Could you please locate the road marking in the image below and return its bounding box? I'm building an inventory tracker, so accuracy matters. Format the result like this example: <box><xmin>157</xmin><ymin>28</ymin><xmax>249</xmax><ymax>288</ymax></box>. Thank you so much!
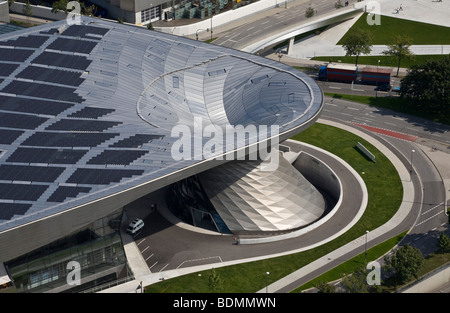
<box><xmin>329</xmin><ymin>86</ymin><xmax>341</xmax><ymax>89</ymax></box>
<box><xmin>141</xmin><ymin>246</ymin><xmax>149</xmax><ymax>253</ymax></box>
<box><xmin>177</xmin><ymin>256</ymin><xmax>223</xmax><ymax>269</ymax></box>
<box><xmin>137</xmin><ymin>238</ymin><xmax>146</xmax><ymax>246</ymax></box>
<box><xmin>416</xmin><ymin>211</ymin><xmax>444</xmax><ymax>226</ymax></box>
<box><xmin>149</xmin><ymin>261</ymin><xmax>158</xmax><ymax>269</ymax></box>
<box><xmin>325</xmin><ymin>102</ymin><xmax>337</xmax><ymax>106</ymax></box>
<box><xmin>160</xmin><ymin>263</ymin><xmax>169</xmax><ymax>272</ymax></box>
<box><xmin>145</xmin><ymin>254</ymin><xmax>154</xmax><ymax>261</ymax></box>
<box><xmin>346</xmin><ymin>107</ymin><xmax>359</xmax><ymax>110</ymax></box>
<box><xmin>421</xmin><ymin>202</ymin><xmax>444</xmax><ymax>216</ymax></box>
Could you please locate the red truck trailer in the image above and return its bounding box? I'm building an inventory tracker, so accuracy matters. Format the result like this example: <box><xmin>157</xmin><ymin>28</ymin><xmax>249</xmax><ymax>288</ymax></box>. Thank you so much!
<box><xmin>360</xmin><ymin>67</ymin><xmax>392</xmax><ymax>86</ymax></box>
<box><xmin>318</xmin><ymin>63</ymin><xmax>358</xmax><ymax>83</ymax></box>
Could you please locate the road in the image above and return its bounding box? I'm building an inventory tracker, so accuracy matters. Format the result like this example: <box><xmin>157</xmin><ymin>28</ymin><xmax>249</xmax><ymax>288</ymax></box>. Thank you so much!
<box><xmin>127</xmin><ymin>141</ymin><xmax>366</xmax><ymax>273</ymax></box>
<box><xmin>213</xmin><ymin>0</ymin><xmax>346</xmax><ymax>51</ymax></box>
<box><xmin>320</xmin><ymin>96</ymin><xmax>449</xmax><ymax>255</ymax></box>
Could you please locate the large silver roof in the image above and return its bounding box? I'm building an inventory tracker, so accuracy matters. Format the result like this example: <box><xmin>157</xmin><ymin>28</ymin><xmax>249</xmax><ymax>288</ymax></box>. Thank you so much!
<box><xmin>0</xmin><ymin>17</ymin><xmax>323</xmax><ymax>233</ymax></box>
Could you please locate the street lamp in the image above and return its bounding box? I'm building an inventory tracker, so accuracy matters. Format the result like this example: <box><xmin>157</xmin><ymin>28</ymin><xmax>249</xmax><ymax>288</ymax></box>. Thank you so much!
<box><xmin>364</xmin><ymin>230</ymin><xmax>369</xmax><ymax>266</ymax></box>
<box><xmin>377</xmin><ymin>59</ymin><xmax>380</xmax><ymax>70</ymax></box>
<box><xmin>265</xmin><ymin>272</ymin><xmax>270</xmax><ymax>293</ymax></box>
<box><xmin>196</xmin><ymin>28</ymin><xmax>209</xmax><ymax>40</ymax></box>
<box><xmin>410</xmin><ymin>149</ymin><xmax>415</xmax><ymax>173</ymax></box>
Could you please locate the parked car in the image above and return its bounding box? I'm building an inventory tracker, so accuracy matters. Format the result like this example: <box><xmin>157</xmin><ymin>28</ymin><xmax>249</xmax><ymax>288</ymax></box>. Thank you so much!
<box><xmin>374</xmin><ymin>84</ymin><xmax>391</xmax><ymax>91</ymax></box>
<box><xmin>392</xmin><ymin>86</ymin><xmax>401</xmax><ymax>93</ymax></box>
<box><xmin>127</xmin><ymin>218</ymin><xmax>144</xmax><ymax>235</ymax></box>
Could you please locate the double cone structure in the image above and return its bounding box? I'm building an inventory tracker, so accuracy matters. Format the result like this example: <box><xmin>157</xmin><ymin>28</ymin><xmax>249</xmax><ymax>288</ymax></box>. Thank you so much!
<box><xmin>198</xmin><ymin>155</ymin><xmax>326</xmax><ymax>233</ymax></box>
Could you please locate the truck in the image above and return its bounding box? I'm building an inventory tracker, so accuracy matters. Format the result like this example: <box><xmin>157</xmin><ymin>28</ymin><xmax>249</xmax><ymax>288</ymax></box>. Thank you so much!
<box><xmin>360</xmin><ymin>67</ymin><xmax>392</xmax><ymax>86</ymax></box>
<box><xmin>318</xmin><ymin>64</ymin><xmax>392</xmax><ymax>87</ymax></box>
<box><xmin>318</xmin><ymin>63</ymin><xmax>358</xmax><ymax>83</ymax></box>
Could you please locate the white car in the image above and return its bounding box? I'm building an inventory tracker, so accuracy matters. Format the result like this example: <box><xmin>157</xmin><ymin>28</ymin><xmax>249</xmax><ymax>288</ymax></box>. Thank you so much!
<box><xmin>126</xmin><ymin>218</ymin><xmax>144</xmax><ymax>235</ymax></box>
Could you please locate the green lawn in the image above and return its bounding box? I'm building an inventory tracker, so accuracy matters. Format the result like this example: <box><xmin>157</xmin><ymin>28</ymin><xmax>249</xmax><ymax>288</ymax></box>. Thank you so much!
<box><xmin>338</xmin><ymin>13</ymin><xmax>450</xmax><ymax>45</ymax></box>
<box><xmin>144</xmin><ymin>123</ymin><xmax>403</xmax><ymax>293</ymax></box>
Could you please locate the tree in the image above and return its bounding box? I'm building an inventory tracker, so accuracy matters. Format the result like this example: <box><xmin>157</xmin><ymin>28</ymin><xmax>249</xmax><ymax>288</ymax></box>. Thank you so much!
<box><xmin>437</xmin><ymin>232</ymin><xmax>450</xmax><ymax>253</ymax></box>
<box><xmin>400</xmin><ymin>55</ymin><xmax>450</xmax><ymax>113</ymax></box>
<box><xmin>313</xmin><ymin>280</ymin><xmax>335</xmax><ymax>293</ymax></box>
<box><xmin>23</xmin><ymin>0</ymin><xmax>32</xmax><ymax>23</ymax></box>
<box><xmin>208</xmin><ymin>268</ymin><xmax>223</xmax><ymax>293</ymax></box>
<box><xmin>147</xmin><ymin>22</ymin><xmax>154</xmax><ymax>30</ymax></box>
<box><xmin>305</xmin><ymin>6</ymin><xmax>314</xmax><ymax>18</ymax></box>
<box><xmin>382</xmin><ymin>35</ymin><xmax>413</xmax><ymax>76</ymax></box>
<box><xmin>383</xmin><ymin>244</ymin><xmax>423</xmax><ymax>287</ymax></box>
<box><xmin>341</xmin><ymin>266</ymin><xmax>370</xmax><ymax>293</ymax></box>
<box><xmin>341</xmin><ymin>27</ymin><xmax>373</xmax><ymax>66</ymax></box>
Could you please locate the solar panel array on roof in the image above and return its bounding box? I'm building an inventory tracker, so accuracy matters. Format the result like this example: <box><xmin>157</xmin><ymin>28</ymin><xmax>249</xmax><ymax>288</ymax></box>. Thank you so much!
<box><xmin>68</xmin><ymin>107</ymin><xmax>115</xmax><ymax>119</ymax></box>
<box><xmin>1</xmin><ymin>35</ymin><xmax>48</xmax><ymax>48</ymax></box>
<box><xmin>2</xmin><ymin>81</ymin><xmax>84</xmax><ymax>103</ymax></box>
<box><xmin>62</xmin><ymin>24</ymin><xmax>109</xmax><ymax>39</ymax></box>
<box><xmin>0</xmin><ymin>164</ymin><xmax>64</xmax><ymax>182</ymax></box>
<box><xmin>47</xmin><ymin>186</ymin><xmax>91</xmax><ymax>203</ymax></box>
<box><xmin>67</xmin><ymin>168</ymin><xmax>144</xmax><ymax>185</ymax></box>
<box><xmin>7</xmin><ymin>148</ymin><xmax>88</xmax><ymax>164</ymax></box>
<box><xmin>17</xmin><ymin>66</ymin><xmax>84</xmax><ymax>87</ymax></box>
<box><xmin>0</xmin><ymin>203</ymin><xmax>31</xmax><ymax>220</ymax></box>
<box><xmin>0</xmin><ymin>63</ymin><xmax>19</xmax><ymax>77</ymax></box>
<box><xmin>0</xmin><ymin>96</ymin><xmax>73</xmax><ymax>116</ymax></box>
<box><xmin>0</xmin><ymin>48</ymin><xmax>34</xmax><ymax>62</ymax></box>
<box><xmin>0</xmin><ymin>112</ymin><xmax>48</xmax><ymax>130</ymax></box>
<box><xmin>0</xmin><ymin>183</ymin><xmax>48</xmax><ymax>201</ymax></box>
<box><xmin>22</xmin><ymin>132</ymin><xmax>118</xmax><ymax>147</ymax></box>
<box><xmin>87</xmin><ymin>150</ymin><xmax>149</xmax><ymax>165</ymax></box>
<box><xmin>45</xmin><ymin>119</ymin><xmax>121</xmax><ymax>131</ymax></box>
<box><xmin>110</xmin><ymin>134</ymin><xmax>164</xmax><ymax>148</ymax></box>
<box><xmin>47</xmin><ymin>38</ymin><xmax>97</xmax><ymax>54</ymax></box>
<box><xmin>0</xmin><ymin>129</ymin><xmax>24</xmax><ymax>145</ymax></box>
<box><xmin>32</xmin><ymin>52</ymin><xmax>92</xmax><ymax>71</ymax></box>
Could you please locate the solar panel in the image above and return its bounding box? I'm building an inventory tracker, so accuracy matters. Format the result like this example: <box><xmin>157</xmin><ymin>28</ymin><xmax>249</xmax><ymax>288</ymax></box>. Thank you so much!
<box><xmin>17</xmin><ymin>66</ymin><xmax>84</xmax><ymax>87</ymax></box>
<box><xmin>66</xmin><ymin>168</ymin><xmax>144</xmax><ymax>185</ymax></box>
<box><xmin>0</xmin><ymin>164</ymin><xmax>64</xmax><ymax>182</ymax></box>
<box><xmin>47</xmin><ymin>186</ymin><xmax>91</xmax><ymax>202</ymax></box>
<box><xmin>0</xmin><ymin>203</ymin><xmax>31</xmax><ymax>220</ymax></box>
<box><xmin>110</xmin><ymin>134</ymin><xmax>164</xmax><ymax>148</ymax></box>
<box><xmin>22</xmin><ymin>132</ymin><xmax>119</xmax><ymax>147</ymax></box>
<box><xmin>32</xmin><ymin>52</ymin><xmax>92</xmax><ymax>70</ymax></box>
<box><xmin>0</xmin><ymin>63</ymin><xmax>19</xmax><ymax>77</ymax></box>
<box><xmin>0</xmin><ymin>95</ymin><xmax>73</xmax><ymax>116</ymax></box>
<box><xmin>2</xmin><ymin>81</ymin><xmax>84</xmax><ymax>103</ymax></box>
<box><xmin>0</xmin><ymin>129</ymin><xmax>24</xmax><ymax>144</ymax></box>
<box><xmin>87</xmin><ymin>150</ymin><xmax>149</xmax><ymax>165</ymax></box>
<box><xmin>0</xmin><ymin>183</ymin><xmax>48</xmax><ymax>201</ymax></box>
<box><xmin>0</xmin><ymin>112</ymin><xmax>48</xmax><ymax>130</ymax></box>
<box><xmin>46</xmin><ymin>119</ymin><xmax>121</xmax><ymax>131</ymax></box>
<box><xmin>62</xmin><ymin>24</ymin><xmax>109</xmax><ymax>39</ymax></box>
<box><xmin>0</xmin><ymin>48</ymin><xmax>34</xmax><ymax>62</ymax></box>
<box><xmin>6</xmin><ymin>147</ymin><xmax>88</xmax><ymax>164</ymax></box>
<box><xmin>1</xmin><ymin>35</ymin><xmax>48</xmax><ymax>48</ymax></box>
<box><xmin>68</xmin><ymin>107</ymin><xmax>115</xmax><ymax>119</ymax></box>
<box><xmin>47</xmin><ymin>38</ymin><xmax>97</xmax><ymax>54</ymax></box>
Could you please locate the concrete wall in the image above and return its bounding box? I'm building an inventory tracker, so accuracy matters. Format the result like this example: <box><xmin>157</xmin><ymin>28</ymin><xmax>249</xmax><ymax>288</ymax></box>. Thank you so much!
<box><xmin>10</xmin><ymin>2</ymin><xmax>67</xmax><ymax>21</ymax></box>
<box><xmin>0</xmin><ymin>1</ymin><xmax>9</xmax><ymax>23</ymax></box>
<box><xmin>294</xmin><ymin>152</ymin><xmax>341</xmax><ymax>203</ymax></box>
<box><xmin>154</xmin><ymin>0</ymin><xmax>284</xmax><ymax>36</ymax></box>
